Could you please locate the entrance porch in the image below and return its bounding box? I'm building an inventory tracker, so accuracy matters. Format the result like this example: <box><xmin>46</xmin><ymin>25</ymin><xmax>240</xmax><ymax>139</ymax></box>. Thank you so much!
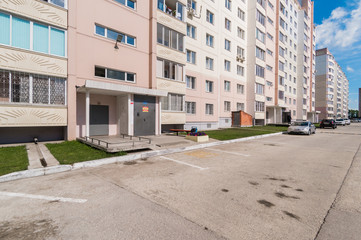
<box><xmin>266</xmin><ymin>106</ymin><xmax>291</xmax><ymax>124</ymax></box>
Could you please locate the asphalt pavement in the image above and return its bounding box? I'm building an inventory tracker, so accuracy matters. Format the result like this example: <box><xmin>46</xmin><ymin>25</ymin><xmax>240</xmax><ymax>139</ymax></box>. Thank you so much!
<box><xmin>0</xmin><ymin>124</ymin><xmax>360</xmax><ymax>240</ymax></box>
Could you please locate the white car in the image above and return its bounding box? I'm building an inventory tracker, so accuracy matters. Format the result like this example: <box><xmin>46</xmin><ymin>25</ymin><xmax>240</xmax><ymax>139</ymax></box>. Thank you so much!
<box><xmin>287</xmin><ymin>121</ymin><xmax>316</xmax><ymax>135</ymax></box>
<box><xmin>335</xmin><ymin>119</ymin><xmax>346</xmax><ymax>126</ymax></box>
<box><xmin>344</xmin><ymin>119</ymin><xmax>351</xmax><ymax>125</ymax></box>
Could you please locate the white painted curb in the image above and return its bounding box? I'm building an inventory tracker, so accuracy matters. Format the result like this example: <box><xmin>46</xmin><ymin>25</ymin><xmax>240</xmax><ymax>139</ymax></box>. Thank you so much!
<box><xmin>0</xmin><ymin>132</ymin><xmax>284</xmax><ymax>183</ymax></box>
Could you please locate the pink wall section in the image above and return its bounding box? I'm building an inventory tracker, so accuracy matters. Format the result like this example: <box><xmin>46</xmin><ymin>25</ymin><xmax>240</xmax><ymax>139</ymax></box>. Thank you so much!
<box><xmin>76</xmin><ymin>93</ymin><xmax>118</xmax><ymax>137</ymax></box>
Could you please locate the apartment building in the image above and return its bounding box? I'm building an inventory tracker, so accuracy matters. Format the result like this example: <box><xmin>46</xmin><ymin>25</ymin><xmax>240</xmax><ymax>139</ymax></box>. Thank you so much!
<box><xmin>315</xmin><ymin>48</ymin><xmax>349</xmax><ymax>119</ymax></box>
<box><xmin>0</xmin><ymin>0</ymin><xmax>68</xmax><ymax>144</ymax></box>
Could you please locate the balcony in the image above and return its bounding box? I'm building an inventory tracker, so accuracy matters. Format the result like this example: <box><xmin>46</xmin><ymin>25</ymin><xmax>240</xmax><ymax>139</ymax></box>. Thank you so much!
<box><xmin>158</xmin><ymin>0</ymin><xmax>185</xmax><ymax>22</ymax></box>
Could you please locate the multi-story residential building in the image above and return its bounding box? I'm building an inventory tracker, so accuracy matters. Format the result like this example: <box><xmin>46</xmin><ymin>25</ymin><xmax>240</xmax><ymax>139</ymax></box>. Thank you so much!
<box><xmin>182</xmin><ymin>0</ymin><xmax>248</xmax><ymax>130</ymax></box>
<box><xmin>68</xmin><ymin>0</ymin><xmax>168</xmax><ymax>139</ymax></box>
<box><xmin>0</xmin><ymin>0</ymin><xmax>68</xmax><ymax>144</ymax></box>
<box><xmin>315</xmin><ymin>48</ymin><xmax>349</xmax><ymax>119</ymax></box>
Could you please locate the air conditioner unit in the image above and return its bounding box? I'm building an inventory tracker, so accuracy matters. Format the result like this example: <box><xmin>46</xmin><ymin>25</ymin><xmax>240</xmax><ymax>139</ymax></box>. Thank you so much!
<box><xmin>236</xmin><ymin>55</ymin><xmax>245</xmax><ymax>62</ymax></box>
<box><xmin>187</xmin><ymin>8</ymin><xmax>195</xmax><ymax>17</ymax></box>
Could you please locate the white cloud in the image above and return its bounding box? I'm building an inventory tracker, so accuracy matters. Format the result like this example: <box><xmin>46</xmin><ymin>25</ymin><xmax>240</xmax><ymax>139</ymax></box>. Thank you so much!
<box><xmin>316</xmin><ymin>0</ymin><xmax>361</xmax><ymax>49</ymax></box>
<box><xmin>347</xmin><ymin>66</ymin><xmax>355</xmax><ymax>72</ymax></box>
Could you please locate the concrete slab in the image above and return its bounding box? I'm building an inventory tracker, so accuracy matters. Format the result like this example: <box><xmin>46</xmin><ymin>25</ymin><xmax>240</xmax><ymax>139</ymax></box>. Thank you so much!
<box><xmin>38</xmin><ymin>144</ymin><xmax>59</xmax><ymax>167</ymax></box>
<box><xmin>26</xmin><ymin>144</ymin><xmax>42</xmax><ymax>170</ymax></box>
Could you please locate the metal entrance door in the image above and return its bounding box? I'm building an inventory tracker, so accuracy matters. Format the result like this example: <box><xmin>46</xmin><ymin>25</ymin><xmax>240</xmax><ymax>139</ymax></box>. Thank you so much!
<box><xmin>90</xmin><ymin>105</ymin><xmax>109</xmax><ymax>136</ymax></box>
<box><xmin>134</xmin><ymin>95</ymin><xmax>156</xmax><ymax>136</ymax></box>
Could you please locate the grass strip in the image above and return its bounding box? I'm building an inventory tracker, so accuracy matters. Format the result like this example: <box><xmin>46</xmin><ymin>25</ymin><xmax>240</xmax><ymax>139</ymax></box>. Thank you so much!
<box><xmin>0</xmin><ymin>146</ymin><xmax>28</xmax><ymax>176</ymax></box>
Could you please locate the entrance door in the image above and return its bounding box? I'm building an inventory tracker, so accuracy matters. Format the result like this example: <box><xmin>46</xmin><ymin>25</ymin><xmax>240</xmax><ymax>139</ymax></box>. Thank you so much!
<box><xmin>90</xmin><ymin>105</ymin><xmax>109</xmax><ymax>136</ymax></box>
<box><xmin>134</xmin><ymin>95</ymin><xmax>155</xmax><ymax>136</ymax></box>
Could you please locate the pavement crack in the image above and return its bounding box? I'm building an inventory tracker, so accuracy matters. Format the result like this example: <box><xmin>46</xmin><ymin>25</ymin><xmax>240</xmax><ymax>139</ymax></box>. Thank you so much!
<box><xmin>313</xmin><ymin>142</ymin><xmax>361</xmax><ymax>240</ymax></box>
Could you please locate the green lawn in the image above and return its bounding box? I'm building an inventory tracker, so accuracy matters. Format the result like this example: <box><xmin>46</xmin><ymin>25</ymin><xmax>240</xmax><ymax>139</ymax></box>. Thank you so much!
<box><xmin>46</xmin><ymin>141</ymin><xmax>126</xmax><ymax>165</ymax></box>
<box><xmin>0</xmin><ymin>146</ymin><xmax>28</xmax><ymax>176</ymax></box>
<box><xmin>204</xmin><ymin>126</ymin><xmax>288</xmax><ymax>141</ymax></box>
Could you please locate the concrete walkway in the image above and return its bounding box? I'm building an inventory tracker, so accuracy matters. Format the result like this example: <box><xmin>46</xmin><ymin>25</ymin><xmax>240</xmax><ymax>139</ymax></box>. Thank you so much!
<box><xmin>26</xmin><ymin>143</ymin><xmax>59</xmax><ymax>169</ymax></box>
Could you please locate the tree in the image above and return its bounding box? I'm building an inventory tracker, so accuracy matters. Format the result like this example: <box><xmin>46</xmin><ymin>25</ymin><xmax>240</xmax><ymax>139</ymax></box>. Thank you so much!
<box><xmin>348</xmin><ymin>109</ymin><xmax>359</xmax><ymax>118</ymax></box>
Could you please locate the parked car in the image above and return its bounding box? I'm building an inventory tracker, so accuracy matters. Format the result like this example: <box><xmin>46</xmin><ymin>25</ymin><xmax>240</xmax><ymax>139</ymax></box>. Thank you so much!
<box><xmin>320</xmin><ymin>119</ymin><xmax>337</xmax><ymax>129</ymax></box>
<box><xmin>344</xmin><ymin>119</ymin><xmax>351</xmax><ymax>125</ymax></box>
<box><xmin>335</xmin><ymin>119</ymin><xmax>346</xmax><ymax>126</ymax></box>
<box><xmin>287</xmin><ymin>121</ymin><xmax>316</xmax><ymax>135</ymax></box>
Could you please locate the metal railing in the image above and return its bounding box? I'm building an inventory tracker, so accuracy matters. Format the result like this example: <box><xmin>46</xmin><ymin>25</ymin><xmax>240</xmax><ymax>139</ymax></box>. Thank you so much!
<box><xmin>84</xmin><ymin>135</ymin><xmax>151</xmax><ymax>148</ymax></box>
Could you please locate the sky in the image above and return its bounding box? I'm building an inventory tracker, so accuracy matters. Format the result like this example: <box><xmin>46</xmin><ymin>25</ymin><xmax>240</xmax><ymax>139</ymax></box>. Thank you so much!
<box><xmin>314</xmin><ymin>0</ymin><xmax>361</xmax><ymax>110</ymax></box>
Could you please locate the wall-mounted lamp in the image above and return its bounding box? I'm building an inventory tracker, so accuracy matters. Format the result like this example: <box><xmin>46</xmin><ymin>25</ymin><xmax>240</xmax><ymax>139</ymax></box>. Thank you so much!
<box><xmin>114</xmin><ymin>34</ymin><xmax>123</xmax><ymax>49</ymax></box>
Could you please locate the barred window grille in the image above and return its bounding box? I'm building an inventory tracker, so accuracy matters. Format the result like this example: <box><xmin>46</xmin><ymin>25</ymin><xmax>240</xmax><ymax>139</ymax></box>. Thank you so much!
<box><xmin>33</xmin><ymin>75</ymin><xmax>49</xmax><ymax>104</ymax></box>
<box><xmin>12</xmin><ymin>72</ymin><xmax>29</xmax><ymax>103</ymax></box>
<box><xmin>0</xmin><ymin>70</ymin><xmax>10</xmax><ymax>101</ymax></box>
<box><xmin>50</xmin><ymin>77</ymin><xmax>66</xmax><ymax>105</ymax></box>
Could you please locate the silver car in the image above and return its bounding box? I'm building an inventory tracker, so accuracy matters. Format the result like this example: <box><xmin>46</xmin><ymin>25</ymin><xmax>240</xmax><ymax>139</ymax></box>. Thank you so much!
<box><xmin>287</xmin><ymin>121</ymin><xmax>316</xmax><ymax>135</ymax></box>
<box><xmin>335</xmin><ymin>119</ymin><xmax>346</xmax><ymax>126</ymax></box>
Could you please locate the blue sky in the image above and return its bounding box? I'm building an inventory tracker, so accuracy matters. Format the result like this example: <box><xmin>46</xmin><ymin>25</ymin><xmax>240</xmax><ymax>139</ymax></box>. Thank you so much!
<box><xmin>314</xmin><ymin>0</ymin><xmax>361</xmax><ymax>110</ymax></box>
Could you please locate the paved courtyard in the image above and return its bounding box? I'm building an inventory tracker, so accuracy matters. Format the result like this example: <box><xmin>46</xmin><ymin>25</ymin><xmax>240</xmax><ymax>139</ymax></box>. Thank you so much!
<box><xmin>1</xmin><ymin>124</ymin><xmax>361</xmax><ymax>240</ymax></box>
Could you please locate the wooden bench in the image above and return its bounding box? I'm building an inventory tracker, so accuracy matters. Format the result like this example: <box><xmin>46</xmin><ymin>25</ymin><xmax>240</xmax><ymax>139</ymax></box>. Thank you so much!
<box><xmin>169</xmin><ymin>129</ymin><xmax>191</xmax><ymax>136</ymax></box>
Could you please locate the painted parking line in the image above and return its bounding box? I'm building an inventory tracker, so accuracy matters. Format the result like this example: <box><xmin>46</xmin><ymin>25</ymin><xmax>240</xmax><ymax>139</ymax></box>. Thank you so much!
<box><xmin>160</xmin><ymin>156</ymin><xmax>208</xmax><ymax>171</ymax></box>
<box><xmin>206</xmin><ymin>148</ymin><xmax>250</xmax><ymax>157</ymax></box>
<box><xmin>0</xmin><ymin>191</ymin><xmax>87</xmax><ymax>203</ymax></box>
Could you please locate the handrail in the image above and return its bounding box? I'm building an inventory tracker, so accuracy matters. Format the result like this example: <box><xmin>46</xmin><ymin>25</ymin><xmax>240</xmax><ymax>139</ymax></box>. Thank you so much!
<box><xmin>84</xmin><ymin>135</ymin><xmax>152</xmax><ymax>148</ymax></box>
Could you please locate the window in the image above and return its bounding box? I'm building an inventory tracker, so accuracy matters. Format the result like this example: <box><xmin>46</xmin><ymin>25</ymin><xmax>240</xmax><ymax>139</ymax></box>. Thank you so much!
<box><xmin>266</xmin><ymin>97</ymin><xmax>273</xmax><ymax>101</ymax></box>
<box><xmin>158</xmin><ymin>0</ymin><xmax>185</xmax><ymax>21</ymax></box>
<box><xmin>255</xmin><ymin>83</ymin><xmax>264</xmax><ymax>95</ymax></box>
<box><xmin>279</xmin><ymin>61</ymin><xmax>285</xmax><ymax>72</ymax></box>
<box><xmin>225</xmin><ymin>0</ymin><xmax>231</xmax><ymax>10</ymax></box>
<box><xmin>224</xmin><ymin>60</ymin><xmax>231</xmax><ymax>72</ymax></box>
<box><xmin>257</xmin><ymin>0</ymin><xmax>266</xmax><ymax>8</ymax></box>
<box><xmin>268</xmin><ymin>1</ymin><xmax>274</xmax><ymax>10</ymax></box>
<box><xmin>206</xmin><ymin>104</ymin><xmax>214</xmax><ymax>115</ymax></box>
<box><xmin>267</xmin><ymin>49</ymin><xmax>273</xmax><ymax>56</ymax></box>
<box><xmin>256</xmin><ymin>65</ymin><xmax>265</xmax><ymax>78</ymax></box>
<box><xmin>186</xmin><ymin>49</ymin><xmax>196</xmax><ymax>64</ymax></box>
<box><xmin>187</xmin><ymin>24</ymin><xmax>196</xmax><ymax>39</ymax></box>
<box><xmin>186</xmin><ymin>101</ymin><xmax>196</xmax><ymax>114</ymax></box>
<box><xmin>237</xmin><ymin>65</ymin><xmax>244</xmax><ymax>76</ymax></box>
<box><xmin>255</xmin><ymin>101</ymin><xmax>265</xmax><ymax>112</ymax></box>
<box><xmin>206</xmin><ymin>33</ymin><xmax>214</xmax><ymax>47</ymax></box>
<box><xmin>95</xmin><ymin>66</ymin><xmax>135</xmax><ymax>82</ymax></box>
<box><xmin>157</xmin><ymin>58</ymin><xmax>184</xmax><ymax>81</ymax></box>
<box><xmin>256</xmin><ymin>10</ymin><xmax>265</xmax><ymax>25</ymax></box>
<box><xmin>237</xmin><ymin>84</ymin><xmax>244</xmax><ymax>94</ymax></box>
<box><xmin>0</xmin><ymin>13</ymin><xmax>66</xmax><ymax>57</ymax></box>
<box><xmin>161</xmin><ymin>93</ymin><xmax>184</xmax><ymax>111</ymax></box>
<box><xmin>237</xmin><ymin>46</ymin><xmax>245</xmax><ymax>58</ymax></box>
<box><xmin>238</xmin><ymin>8</ymin><xmax>245</xmax><ymax>21</ymax></box>
<box><xmin>267</xmin><ymin>33</ymin><xmax>274</xmax><ymax>41</ymax></box>
<box><xmin>206</xmin><ymin>80</ymin><xmax>213</xmax><ymax>93</ymax></box>
<box><xmin>186</xmin><ymin>75</ymin><xmax>196</xmax><ymax>89</ymax></box>
<box><xmin>237</xmin><ymin>27</ymin><xmax>245</xmax><ymax>39</ymax></box>
<box><xmin>256</xmin><ymin>28</ymin><xmax>265</xmax><ymax>43</ymax></box>
<box><xmin>225</xmin><ymin>39</ymin><xmax>231</xmax><ymax>51</ymax></box>
<box><xmin>206</xmin><ymin>10</ymin><xmax>214</xmax><ymax>24</ymax></box>
<box><xmin>279</xmin><ymin>76</ymin><xmax>284</xmax><ymax>86</ymax></box>
<box><xmin>0</xmin><ymin>69</ymin><xmax>66</xmax><ymax>105</ymax></box>
<box><xmin>42</xmin><ymin>0</ymin><xmax>67</xmax><ymax>8</ymax></box>
<box><xmin>187</xmin><ymin>0</ymin><xmax>197</xmax><ymax>10</ymax></box>
<box><xmin>266</xmin><ymin>81</ymin><xmax>273</xmax><ymax>86</ymax></box>
<box><xmin>266</xmin><ymin>65</ymin><xmax>273</xmax><ymax>71</ymax></box>
<box><xmin>225</xmin><ymin>18</ymin><xmax>231</xmax><ymax>31</ymax></box>
<box><xmin>279</xmin><ymin>46</ymin><xmax>285</xmax><ymax>57</ymax></box>
<box><xmin>157</xmin><ymin>24</ymin><xmax>183</xmax><ymax>51</ymax></box>
<box><xmin>237</xmin><ymin>102</ymin><xmax>245</xmax><ymax>111</ymax></box>
<box><xmin>224</xmin><ymin>80</ymin><xmax>231</xmax><ymax>92</ymax></box>
<box><xmin>256</xmin><ymin>46</ymin><xmax>265</xmax><ymax>60</ymax></box>
<box><xmin>97</xmin><ymin>24</ymin><xmax>136</xmax><ymax>47</ymax></box>
<box><xmin>115</xmin><ymin>0</ymin><xmax>136</xmax><ymax>9</ymax></box>
<box><xmin>267</xmin><ymin>17</ymin><xmax>274</xmax><ymax>25</ymax></box>
<box><xmin>206</xmin><ymin>57</ymin><xmax>214</xmax><ymax>70</ymax></box>
<box><xmin>224</xmin><ymin>101</ymin><xmax>231</xmax><ymax>112</ymax></box>
<box><xmin>279</xmin><ymin>90</ymin><xmax>284</xmax><ymax>100</ymax></box>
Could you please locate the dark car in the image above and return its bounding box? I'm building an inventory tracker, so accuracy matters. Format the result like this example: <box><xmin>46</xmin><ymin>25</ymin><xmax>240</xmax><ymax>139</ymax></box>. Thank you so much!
<box><xmin>320</xmin><ymin>119</ymin><xmax>337</xmax><ymax>129</ymax></box>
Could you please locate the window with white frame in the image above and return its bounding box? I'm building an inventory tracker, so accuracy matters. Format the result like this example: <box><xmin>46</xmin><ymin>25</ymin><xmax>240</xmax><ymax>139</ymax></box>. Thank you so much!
<box><xmin>225</xmin><ymin>18</ymin><xmax>231</xmax><ymax>31</ymax></box>
<box><xmin>255</xmin><ymin>83</ymin><xmax>264</xmax><ymax>95</ymax></box>
<box><xmin>257</xmin><ymin>0</ymin><xmax>266</xmax><ymax>8</ymax></box>
<box><xmin>256</xmin><ymin>46</ymin><xmax>265</xmax><ymax>61</ymax></box>
<box><xmin>256</xmin><ymin>65</ymin><xmax>265</xmax><ymax>78</ymax></box>
<box><xmin>206</xmin><ymin>103</ymin><xmax>214</xmax><ymax>115</ymax></box>
<box><xmin>206</xmin><ymin>57</ymin><xmax>214</xmax><ymax>70</ymax></box>
<box><xmin>0</xmin><ymin>69</ymin><xmax>66</xmax><ymax>105</ymax></box>
<box><xmin>206</xmin><ymin>33</ymin><xmax>214</xmax><ymax>47</ymax></box>
<box><xmin>279</xmin><ymin>61</ymin><xmax>285</xmax><ymax>72</ymax></box>
<box><xmin>224</xmin><ymin>60</ymin><xmax>231</xmax><ymax>72</ymax></box>
<box><xmin>186</xmin><ymin>75</ymin><xmax>196</xmax><ymax>89</ymax></box>
<box><xmin>256</xmin><ymin>28</ymin><xmax>265</xmax><ymax>43</ymax></box>
<box><xmin>206</xmin><ymin>80</ymin><xmax>213</xmax><ymax>93</ymax></box>
<box><xmin>266</xmin><ymin>97</ymin><xmax>273</xmax><ymax>101</ymax></box>
<box><xmin>157</xmin><ymin>23</ymin><xmax>184</xmax><ymax>51</ymax></box>
<box><xmin>186</xmin><ymin>49</ymin><xmax>196</xmax><ymax>64</ymax></box>
<box><xmin>42</xmin><ymin>0</ymin><xmax>67</xmax><ymax>8</ymax></box>
<box><xmin>95</xmin><ymin>66</ymin><xmax>136</xmax><ymax>82</ymax></box>
<box><xmin>187</xmin><ymin>24</ymin><xmax>196</xmax><ymax>39</ymax></box>
<box><xmin>237</xmin><ymin>102</ymin><xmax>245</xmax><ymax>111</ymax></box>
<box><xmin>237</xmin><ymin>46</ymin><xmax>245</xmax><ymax>58</ymax></box>
<box><xmin>237</xmin><ymin>84</ymin><xmax>244</xmax><ymax>94</ymax></box>
<box><xmin>237</xmin><ymin>65</ymin><xmax>244</xmax><ymax>76</ymax></box>
<box><xmin>161</xmin><ymin>93</ymin><xmax>184</xmax><ymax>111</ymax></box>
<box><xmin>267</xmin><ymin>32</ymin><xmax>274</xmax><ymax>41</ymax></box>
<box><xmin>266</xmin><ymin>65</ymin><xmax>273</xmax><ymax>71</ymax></box>
<box><xmin>225</xmin><ymin>0</ymin><xmax>231</xmax><ymax>10</ymax></box>
<box><xmin>279</xmin><ymin>46</ymin><xmax>285</xmax><ymax>57</ymax></box>
<box><xmin>96</xmin><ymin>24</ymin><xmax>135</xmax><ymax>47</ymax></box>
<box><xmin>225</xmin><ymin>39</ymin><xmax>231</xmax><ymax>51</ymax></box>
<box><xmin>237</xmin><ymin>27</ymin><xmax>245</xmax><ymax>39</ymax></box>
<box><xmin>255</xmin><ymin>101</ymin><xmax>265</xmax><ymax>112</ymax></box>
<box><xmin>238</xmin><ymin>8</ymin><xmax>245</xmax><ymax>20</ymax></box>
<box><xmin>224</xmin><ymin>101</ymin><xmax>231</xmax><ymax>112</ymax></box>
<box><xmin>185</xmin><ymin>101</ymin><xmax>196</xmax><ymax>114</ymax></box>
<box><xmin>279</xmin><ymin>90</ymin><xmax>284</xmax><ymax>100</ymax></box>
<box><xmin>156</xmin><ymin>58</ymin><xmax>184</xmax><ymax>81</ymax></box>
<box><xmin>115</xmin><ymin>0</ymin><xmax>136</xmax><ymax>10</ymax></box>
<box><xmin>187</xmin><ymin>0</ymin><xmax>197</xmax><ymax>10</ymax></box>
<box><xmin>158</xmin><ymin>0</ymin><xmax>185</xmax><ymax>21</ymax></box>
<box><xmin>206</xmin><ymin>10</ymin><xmax>214</xmax><ymax>24</ymax></box>
<box><xmin>256</xmin><ymin>10</ymin><xmax>265</xmax><ymax>25</ymax></box>
<box><xmin>0</xmin><ymin>13</ymin><xmax>66</xmax><ymax>57</ymax></box>
<box><xmin>224</xmin><ymin>80</ymin><xmax>231</xmax><ymax>92</ymax></box>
